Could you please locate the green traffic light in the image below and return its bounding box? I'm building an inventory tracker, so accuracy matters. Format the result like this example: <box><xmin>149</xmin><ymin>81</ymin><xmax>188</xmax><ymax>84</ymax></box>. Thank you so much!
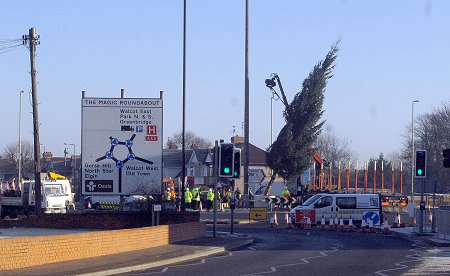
<box><xmin>417</xmin><ymin>169</ymin><xmax>423</xmax><ymax>175</ymax></box>
<box><xmin>224</xmin><ymin>167</ymin><xmax>230</xmax><ymax>174</ymax></box>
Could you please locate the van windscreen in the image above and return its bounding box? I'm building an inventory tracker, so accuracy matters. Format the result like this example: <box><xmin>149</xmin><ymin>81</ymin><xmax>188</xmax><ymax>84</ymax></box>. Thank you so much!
<box><xmin>302</xmin><ymin>194</ymin><xmax>321</xmax><ymax>206</ymax></box>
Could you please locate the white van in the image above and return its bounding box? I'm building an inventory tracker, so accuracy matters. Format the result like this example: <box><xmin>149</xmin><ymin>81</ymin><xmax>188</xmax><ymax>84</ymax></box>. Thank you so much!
<box><xmin>290</xmin><ymin>193</ymin><xmax>382</xmax><ymax>226</ymax></box>
<box><xmin>253</xmin><ymin>182</ymin><xmax>286</xmax><ymax>208</ymax></box>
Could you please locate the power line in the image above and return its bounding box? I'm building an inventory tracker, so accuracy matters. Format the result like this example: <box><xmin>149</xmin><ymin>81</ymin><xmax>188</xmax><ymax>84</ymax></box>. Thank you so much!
<box><xmin>0</xmin><ymin>38</ymin><xmax>24</xmax><ymax>55</ymax></box>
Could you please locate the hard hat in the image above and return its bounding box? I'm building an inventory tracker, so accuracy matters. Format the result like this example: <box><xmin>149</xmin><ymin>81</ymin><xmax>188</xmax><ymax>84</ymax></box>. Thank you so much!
<box><xmin>186</xmin><ymin>187</ymin><xmax>189</xmax><ymax>191</ymax></box>
<box><xmin>209</xmin><ymin>188</ymin><xmax>213</xmax><ymax>191</ymax></box>
<box><xmin>167</xmin><ymin>187</ymin><xmax>170</xmax><ymax>190</ymax></box>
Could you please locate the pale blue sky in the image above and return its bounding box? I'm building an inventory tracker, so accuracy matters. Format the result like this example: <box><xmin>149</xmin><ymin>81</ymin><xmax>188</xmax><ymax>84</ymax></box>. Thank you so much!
<box><xmin>1</xmin><ymin>1</ymin><xmax>449</xmax><ymax>161</ymax></box>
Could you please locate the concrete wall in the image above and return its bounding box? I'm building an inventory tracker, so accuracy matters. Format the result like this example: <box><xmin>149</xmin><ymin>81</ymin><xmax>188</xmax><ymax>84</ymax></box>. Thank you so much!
<box><xmin>0</xmin><ymin>222</ymin><xmax>206</xmax><ymax>271</ymax></box>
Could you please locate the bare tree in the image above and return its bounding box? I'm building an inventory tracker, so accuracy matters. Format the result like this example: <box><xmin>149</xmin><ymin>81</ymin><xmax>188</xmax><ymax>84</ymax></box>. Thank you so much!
<box><xmin>1</xmin><ymin>141</ymin><xmax>34</xmax><ymax>179</ymax></box>
<box><xmin>401</xmin><ymin>100</ymin><xmax>450</xmax><ymax>193</ymax></box>
<box><xmin>166</xmin><ymin>131</ymin><xmax>213</xmax><ymax>149</ymax></box>
<box><xmin>314</xmin><ymin>126</ymin><xmax>357</xmax><ymax>165</ymax></box>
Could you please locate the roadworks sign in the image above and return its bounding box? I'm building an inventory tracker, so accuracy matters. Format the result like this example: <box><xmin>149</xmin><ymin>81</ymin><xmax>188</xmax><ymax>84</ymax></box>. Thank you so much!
<box><xmin>250</xmin><ymin>207</ymin><xmax>267</xmax><ymax>220</ymax></box>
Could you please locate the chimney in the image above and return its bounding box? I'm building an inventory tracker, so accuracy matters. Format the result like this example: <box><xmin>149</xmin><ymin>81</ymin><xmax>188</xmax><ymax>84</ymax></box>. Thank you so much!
<box><xmin>231</xmin><ymin>135</ymin><xmax>245</xmax><ymax>144</ymax></box>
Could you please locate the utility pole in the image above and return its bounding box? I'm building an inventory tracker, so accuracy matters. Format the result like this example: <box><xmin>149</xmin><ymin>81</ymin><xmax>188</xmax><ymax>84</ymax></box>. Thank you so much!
<box><xmin>24</xmin><ymin>27</ymin><xmax>42</xmax><ymax>215</ymax></box>
<box><xmin>243</xmin><ymin>0</ymin><xmax>250</xmax><ymax>208</ymax></box>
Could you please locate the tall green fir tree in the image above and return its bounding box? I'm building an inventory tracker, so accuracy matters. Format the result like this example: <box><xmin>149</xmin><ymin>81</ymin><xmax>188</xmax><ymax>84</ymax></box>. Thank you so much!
<box><xmin>265</xmin><ymin>41</ymin><xmax>339</xmax><ymax>195</ymax></box>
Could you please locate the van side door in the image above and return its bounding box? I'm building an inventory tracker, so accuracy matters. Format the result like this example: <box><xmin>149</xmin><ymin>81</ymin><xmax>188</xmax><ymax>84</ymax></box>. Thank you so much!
<box><xmin>314</xmin><ymin>195</ymin><xmax>333</xmax><ymax>221</ymax></box>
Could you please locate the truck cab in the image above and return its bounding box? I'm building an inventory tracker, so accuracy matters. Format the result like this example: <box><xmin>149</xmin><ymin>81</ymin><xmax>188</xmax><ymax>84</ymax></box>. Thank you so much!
<box><xmin>0</xmin><ymin>179</ymin><xmax>73</xmax><ymax>219</ymax></box>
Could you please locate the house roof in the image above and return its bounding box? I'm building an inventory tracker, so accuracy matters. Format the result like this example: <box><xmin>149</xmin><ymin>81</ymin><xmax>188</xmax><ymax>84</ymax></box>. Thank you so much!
<box><xmin>234</xmin><ymin>142</ymin><xmax>267</xmax><ymax>166</ymax></box>
<box><xmin>163</xmin><ymin>148</ymin><xmax>213</xmax><ymax>167</ymax></box>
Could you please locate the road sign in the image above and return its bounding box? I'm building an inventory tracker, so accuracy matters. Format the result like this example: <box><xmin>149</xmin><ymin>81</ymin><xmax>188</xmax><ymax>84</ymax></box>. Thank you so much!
<box><xmin>250</xmin><ymin>207</ymin><xmax>267</xmax><ymax>220</ymax></box>
<box><xmin>82</xmin><ymin>97</ymin><xmax>163</xmax><ymax>195</ymax></box>
<box><xmin>363</xmin><ymin>211</ymin><xmax>380</xmax><ymax>226</ymax></box>
<box><xmin>248</xmin><ymin>169</ymin><xmax>266</xmax><ymax>183</ymax></box>
<box><xmin>266</xmin><ymin>196</ymin><xmax>296</xmax><ymax>205</ymax></box>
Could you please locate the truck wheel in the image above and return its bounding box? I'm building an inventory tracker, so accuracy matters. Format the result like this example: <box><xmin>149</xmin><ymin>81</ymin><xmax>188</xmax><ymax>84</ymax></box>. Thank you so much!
<box><xmin>94</xmin><ymin>203</ymin><xmax>101</xmax><ymax>211</ymax></box>
<box><xmin>0</xmin><ymin>211</ymin><xmax>5</xmax><ymax>219</ymax></box>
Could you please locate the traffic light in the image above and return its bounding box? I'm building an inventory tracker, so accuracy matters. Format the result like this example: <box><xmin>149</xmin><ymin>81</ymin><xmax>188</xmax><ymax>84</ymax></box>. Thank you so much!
<box><xmin>415</xmin><ymin>150</ymin><xmax>427</xmax><ymax>178</ymax></box>
<box><xmin>443</xmin><ymin>148</ymin><xmax>450</xmax><ymax>168</ymax></box>
<box><xmin>232</xmin><ymin>147</ymin><xmax>241</xmax><ymax>178</ymax></box>
<box><xmin>219</xmin><ymin>143</ymin><xmax>234</xmax><ymax>177</ymax></box>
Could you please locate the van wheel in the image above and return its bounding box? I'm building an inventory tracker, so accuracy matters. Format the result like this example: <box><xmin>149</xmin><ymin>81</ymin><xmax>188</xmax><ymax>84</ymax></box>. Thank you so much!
<box><xmin>9</xmin><ymin>211</ymin><xmax>18</xmax><ymax>219</ymax></box>
<box><xmin>94</xmin><ymin>203</ymin><xmax>101</xmax><ymax>211</ymax></box>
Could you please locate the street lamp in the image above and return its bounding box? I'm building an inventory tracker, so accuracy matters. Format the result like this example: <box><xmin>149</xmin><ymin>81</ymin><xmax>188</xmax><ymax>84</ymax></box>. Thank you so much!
<box><xmin>18</xmin><ymin>90</ymin><xmax>24</xmax><ymax>185</ymax></box>
<box><xmin>411</xmin><ymin>100</ymin><xmax>419</xmax><ymax>204</ymax></box>
<box><xmin>64</xmin><ymin>143</ymin><xmax>76</xmax><ymax>184</ymax></box>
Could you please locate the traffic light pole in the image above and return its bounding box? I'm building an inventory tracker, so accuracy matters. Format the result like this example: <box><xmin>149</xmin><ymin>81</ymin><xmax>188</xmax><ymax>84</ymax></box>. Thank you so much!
<box><xmin>213</xmin><ymin>141</ymin><xmax>218</xmax><ymax>238</ymax></box>
<box><xmin>419</xmin><ymin>179</ymin><xmax>425</xmax><ymax>235</ymax></box>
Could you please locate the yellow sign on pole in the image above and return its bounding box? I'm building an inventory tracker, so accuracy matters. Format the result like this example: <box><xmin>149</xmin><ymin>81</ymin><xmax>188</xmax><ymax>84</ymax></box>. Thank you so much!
<box><xmin>250</xmin><ymin>207</ymin><xmax>267</xmax><ymax>220</ymax></box>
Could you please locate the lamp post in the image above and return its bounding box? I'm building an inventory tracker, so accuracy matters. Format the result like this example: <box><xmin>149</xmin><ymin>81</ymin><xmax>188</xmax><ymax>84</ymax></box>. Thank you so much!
<box><xmin>18</xmin><ymin>90</ymin><xmax>24</xmax><ymax>185</ymax></box>
<box><xmin>411</xmin><ymin>100</ymin><xmax>419</xmax><ymax>204</ymax></box>
<box><xmin>64</xmin><ymin>143</ymin><xmax>76</xmax><ymax>187</ymax></box>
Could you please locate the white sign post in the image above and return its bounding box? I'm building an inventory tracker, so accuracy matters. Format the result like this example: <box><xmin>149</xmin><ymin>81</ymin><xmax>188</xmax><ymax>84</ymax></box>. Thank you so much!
<box><xmin>82</xmin><ymin>97</ymin><xmax>163</xmax><ymax>195</ymax></box>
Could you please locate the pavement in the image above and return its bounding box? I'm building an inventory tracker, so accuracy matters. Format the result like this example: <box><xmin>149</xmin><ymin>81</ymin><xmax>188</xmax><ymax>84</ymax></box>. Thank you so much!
<box><xmin>388</xmin><ymin>226</ymin><xmax>450</xmax><ymax>247</ymax></box>
<box><xmin>1</xmin><ymin>231</ymin><xmax>254</xmax><ymax>276</ymax></box>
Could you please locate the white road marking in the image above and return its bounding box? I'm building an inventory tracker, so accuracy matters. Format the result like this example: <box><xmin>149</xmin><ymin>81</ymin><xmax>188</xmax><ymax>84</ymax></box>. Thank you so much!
<box><xmin>243</xmin><ymin>246</ymin><xmax>340</xmax><ymax>275</ymax></box>
<box><xmin>374</xmin><ymin>247</ymin><xmax>424</xmax><ymax>276</ymax></box>
<box><xmin>140</xmin><ymin>252</ymin><xmax>234</xmax><ymax>275</ymax></box>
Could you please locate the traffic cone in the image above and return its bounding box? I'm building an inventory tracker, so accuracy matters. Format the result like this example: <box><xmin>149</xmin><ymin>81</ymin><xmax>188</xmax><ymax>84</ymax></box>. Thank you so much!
<box><xmin>274</xmin><ymin>211</ymin><xmax>278</xmax><ymax>225</ymax></box>
<box><xmin>361</xmin><ymin>219</ymin><xmax>367</xmax><ymax>233</ymax></box>
<box><xmin>348</xmin><ymin>215</ymin><xmax>354</xmax><ymax>232</ymax></box>
<box><xmin>286</xmin><ymin>211</ymin><xmax>292</xmax><ymax>229</ymax></box>
<box><xmin>329</xmin><ymin>215</ymin><xmax>334</xmax><ymax>230</ymax></box>
<box><xmin>428</xmin><ymin>210</ymin><xmax>433</xmax><ymax>225</ymax></box>
<box><xmin>334</xmin><ymin>216</ymin><xmax>339</xmax><ymax>230</ymax></box>
<box><xmin>368</xmin><ymin>218</ymin><xmax>374</xmax><ymax>233</ymax></box>
<box><xmin>383</xmin><ymin>220</ymin><xmax>389</xmax><ymax>235</ymax></box>
<box><xmin>393</xmin><ymin>212</ymin><xmax>399</xmax><ymax>228</ymax></box>
<box><xmin>320</xmin><ymin>215</ymin><xmax>326</xmax><ymax>230</ymax></box>
<box><xmin>269</xmin><ymin>215</ymin><xmax>275</xmax><ymax>228</ymax></box>
<box><xmin>306</xmin><ymin>217</ymin><xmax>312</xmax><ymax>230</ymax></box>
<box><xmin>338</xmin><ymin>216</ymin><xmax>344</xmax><ymax>231</ymax></box>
